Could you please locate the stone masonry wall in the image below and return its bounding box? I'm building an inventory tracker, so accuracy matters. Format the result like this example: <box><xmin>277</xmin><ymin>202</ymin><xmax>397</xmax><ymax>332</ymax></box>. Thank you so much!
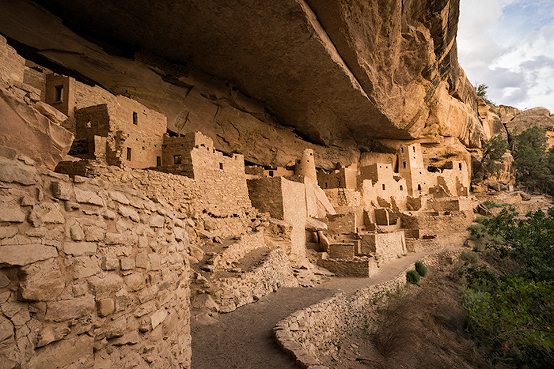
<box><xmin>274</xmin><ymin>250</ymin><xmax>464</xmax><ymax>369</ymax></box>
<box><xmin>0</xmin><ymin>154</ymin><xmax>191</xmax><ymax>368</ymax></box>
<box><xmin>0</xmin><ymin>35</ymin><xmax>24</xmax><ymax>83</ymax></box>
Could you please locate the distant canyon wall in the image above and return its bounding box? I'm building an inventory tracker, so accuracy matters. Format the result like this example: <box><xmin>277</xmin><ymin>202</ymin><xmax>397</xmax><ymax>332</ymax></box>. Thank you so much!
<box><xmin>0</xmin><ymin>0</ymin><xmax>483</xmax><ymax>169</ymax></box>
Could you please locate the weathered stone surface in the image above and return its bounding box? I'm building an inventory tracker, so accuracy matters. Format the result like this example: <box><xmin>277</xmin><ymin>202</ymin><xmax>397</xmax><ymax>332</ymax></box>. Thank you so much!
<box><xmin>0</xmin><ymin>199</ymin><xmax>25</xmax><ymax>223</ymax></box>
<box><xmin>151</xmin><ymin>308</ymin><xmax>168</xmax><ymax>330</ymax></box>
<box><xmin>72</xmin><ymin>256</ymin><xmax>100</xmax><ymax>279</ymax></box>
<box><xmin>69</xmin><ymin>223</ymin><xmax>85</xmax><ymax>241</ymax></box>
<box><xmin>29</xmin><ymin>203</ymin><xmax>65</xmax><ymax>227</ymax></box>
<box><xmin>0</xmin><ymin>244</ymin><xmax>57</xmax><ymax>266</ymax></box>
<box><xmin>51</xmin><ymin>181</ymin><xmax>74</xmax><ymax>201</ymax></box>
<box><xmin>74</xmin><ymin>187</ymin><xmax>104</xmax><ymax>206</ymax></box>
<box><xmin>18</xmin><ymin>259</ymin><xmax>65</xmax><ymax>301</ymax></box>
<box><xmin>45</xmin><ymin>296</ymin><xmax>95</xmax><ymax>322</ymax></box>
<box><xmin>0</xmin><ymin>226</ymin><xmax>18</xmax><ymax>240</ymax></box>
<box><xmin>63</xmin><ymin>241</ymin><xmax>96</xmax><ymax>256</ymax></box>
<box><xmin>0</xmin><ymin>157</ymin><xmax>37</xmax><ymax>185</ymax></box>
<box><xmin>97</xmin><ymin>298</ymin><xmax>115</xmax><ymax>317</ymax></box>
<box><xmin>0</xmin><ymin>315</ymin><xmax>14</xmax><ymax>342</ymax></box>
<box><xmin>118</xmin><ymin>205</ymin><xmax>140</xmax><ymax>222</ymax></box>
<box><xmin>88</xmin><ymin>274</ymin><xmax>124</xmax><ymax>298</ymax></box>
<box><xmin>124</xmin><ymin>272</ymin><xmax>145</xmax><ymax>292</ymax></box>
<box><xmin>30</xmin><ymin>335</ymin><xmax>93</xmax><ymax>369</ymax></box>
<box><xmin>36</xmin><ymin>324</ymin><xmax>71</xmax><ymax>347</ymax></box>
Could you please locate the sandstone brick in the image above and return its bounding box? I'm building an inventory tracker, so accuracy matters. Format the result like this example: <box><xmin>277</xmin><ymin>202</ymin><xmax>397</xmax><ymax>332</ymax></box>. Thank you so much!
<box><xmin>106</xmin><ymin>316</ymin><xmax>127</xmax><ymax>338</ymax></box>
<box><xmin>36</xmin><ymin>325</ymin><xmax>71</xmax><ymax>347</ymax></box>
<box><xmin>118</xmin><ymin>205</ymin><xmax>140</xmax><ymax>222</ymax></box>
<box><xmin>0</xmin><ymin>226</ymin><xmax>18</xmax><ymax>239</ymax></box>
<box><xmin>31</xmin><ymin>335</ymin><xmax>93</xmax><ymax>369</ymax></box>
<box><xmin>11</xmin><ymin>307</ymin><xmax>30</xmax><ymax>326</ymax></box>
<box><xmin>72</xmin><ymin>256</ymin><xmax>100</xmax><ymax>279</ymax></box>
<box><xmin>134</xmin><ymin>300</ymin><xmax>157</xmax><ymax>318</ymax></box>
<box><xmin>0</xmin><ymin>244</ymin><xmax>57</xmax><ymax>266</ymax></box>
<box><xmin>0</xmin><ymin>158</ymin><xmax>37</xmax><ymax>185</ymax></box>
<box><xmin>120</xmin><ymin>257</ymin><xmax>135</xmax><ymax>270</ymax></box>
<box><xmin>97</xmin><ymin>298</ymin><xmax>115</xmax><ymax>317</ymax></box>
<box><xmin>124</xmin><ymin>272</ymin><xmax>145</xmax><ymax>292</ymax></box>
<box><xmin>69</xmin><ymin>223</ymin><xmax>85</xmax><ymax>241</ymax></box>
<box><xmin>63</xmin><ymin>242</ymin><xmax>96</xmax><ymax>256</ymax></box>
<box><xmin>0</xmin><ymin>271</ymin><xmax>9</xmax><ymax>288</ymax></box>
<box><xmin>109</xmin><ymin>190</ymin><xmax>130</xmax><ymax>205</ymax></box>
<box><xmin>45</xmin><ymin>296</ymin><xmax>95</xmax><ymax>322</ymax></box>
<box><xmin>18</xmin><ymin>259</ymin><xmax>65</xmax><ymax>301</ymax></box>
<box><xmin>148</xmin><ymin>253</ymin><xmax>161</xmax><ymax>271</ymax></box>
<box><xmin>84</xmin><ymin>225</ymin><xmax>105</xmax><ymax>242</ymax></box>
<box><xmin>135</xmin><ymin>253</ymin><xmax>149</xmax><ymax>269</ymax></box>
<box><xmin>101</xmin><ymin>255</ymin><xmax>119</xmax><ymax>271</ymax></box>
<box><xmin>0</xmin><ymin>200</ymin><xmax>26</xmax><ymax>222</ymax></box>
<box><xmin>151</xmin><ymin>308</ymin><xmax>168</xmax><ymax>330</ymax></box>
<box><xmin>149</xmin><ymin>214</ymin><xmax>165</xmax><ymax>228</ymax></box>
<box><xmin>29</xmin><ymin>203</ymin><xmax>65</xmax><ymax>227</ymax></box>
<box><xmin>74</xmin><ymin>187</ymin><xmax>104</xmax><ymax>206</ymax></box>
<box><xmin>50</xmin><ymin>181</ymin><xmax>73</xmax><ymax>201</ymax></box>
<box><xmin>88</xmin><ymin>274</ymin><xmax>124</xmax><ymax>298</ymax></box>
<box><xmin>0</xmin><ymin>315</ymin><xmax>14</xmax><ymax>342</ymax></box>
<box><xmin>111</xmin><ymin>331</ymin><xmax>140</xmax><ymax>346</ymax></box>
<box><xmin>103</xmin><ymin>209</ymin><xmax>116</xmax><ymax>219</ymax></box>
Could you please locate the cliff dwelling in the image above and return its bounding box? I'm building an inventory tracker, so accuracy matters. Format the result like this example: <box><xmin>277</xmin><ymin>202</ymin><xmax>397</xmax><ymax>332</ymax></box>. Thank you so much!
<box><xmin>0</xmin><ymin>1</ymin><xmax>553</xmax><ymax>368</ymax></box>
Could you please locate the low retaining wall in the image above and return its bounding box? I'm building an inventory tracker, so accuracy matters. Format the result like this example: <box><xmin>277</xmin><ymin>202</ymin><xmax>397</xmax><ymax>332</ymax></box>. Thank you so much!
<box><xmin>274</xmin><ymin>249</ymin><xmax>463</xmax><ymax>369</ymax></box>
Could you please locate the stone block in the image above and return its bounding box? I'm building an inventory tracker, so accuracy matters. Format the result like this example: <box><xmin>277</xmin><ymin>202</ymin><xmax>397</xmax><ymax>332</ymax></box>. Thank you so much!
<box><xmin>328</xmin><ymin>243</ymin><xmax>355</xmax><ymax>259</ymax></box>
<box><xmin>148</xmin><ymin>253</ymin><xmax>161</xmax><ymax>270</ymax></box>
<box><xmin>120</xmin><ymin>257</ymin><xmax>135</xmax><ymax>270</ymax></box>
<box><xmin>101</xmin><ymin>255</ymin><xmax>119</xmax><ymax>271</ymax></box>
<box><xmin>69</xmin><ymin>223</ymin><xmax>84</xmax><ymax>241</ymax></box>
<box><xmin>88</xmin><ymin>274</ymin><xmax>124</xmax><ymax>298</ymax></box>
<box><xmin>31</xmin><ymin>335</ymin><xmax>94</xmax><ymax>369</ymax></box>
<box><xmin>150</xmin><ymin>214</ymin><xmax>165</xmax><ymax>228</ymax></box>
<box><xmin>18</xmin><ymin>259</ymin><xmax>65</xmax><ymax>301</ymax></box>
<box><xmin>45</xmin><ymin>296</ymin><xmax>95</xmax><ymax>322</ymax></box>
<box><xmin>118</xmin><ymin>205</ymin><xmax>140</xmax><ymax>222</ymax></box>
<box><xmin>0</xmin><ymin>244</ymin><xmax>57</xmax><ymax>266</ymax></box>
<box><xmin>50</xmin><ymin>181</ymin><xmax>73</xmax><ymax>201</ymax></box>
<box><xmin>125</xmin><ymin>272</ymin><xmax>145</xmax><ymax>292</ymax></box>
<box><xmin>151</xmin><ymin>308</ymin><xmax>168</xmax><ymax>330</ymax></box>
<box><xmin>0</xmin><ymin>226</ymin><xmax>18</xmax><ymax>239</ymax></box>
<box><xmin>63</xmin><ymin>242</ymin><xmax>96</xmax><ymax>256</ymax></box>
<box><xmin>134</xmin><ymin>300</ymin><xmax>157</xmax><ymax>318</ymax></box>
<box><xmin>106</xmin><ymin>316</ymin><xmax>127</xmax><ymax>339</ymax></box>
<box><xmin>84</xmin><ymin>225</ymin><xmax>105</xmax><ymax>242</ymax></box>
<box><xmin>109</xmin><ymin>190</ymin><xmax>130</xmax><ymax>205</ymax></box>
<box><xmin>29</xmin><ymin>203</ymin><xmax>65</xmax><ymax>227</ymax></box>
<box><xmin>0</xmin><ymin>158</ymin><xmax>37</xmax><ymax>185</ymax></box>
<box><xmin>74</xmin><ymin>188</ymin><xmax>104</xmax><ymax>206</ymax></box>
<box><xmin>0</xmin><ymin>200</ymin><xmax>25</xmax><ymax>222</ymax></box>
<box><xmin>0</xmin><ymin>315</ymin><xmax>14</xmax><ymax>342</ymax></box>
<box><xmin>36</xmin><ymin>325</ymin><xmax>71</xmax><ymax>347</ymax></box>
<box><xmin>135</xmin><ymin>253</ymin><xmax>149</xmax><ymax>269</ymax></box>
<box><xmin>72</xmin><ymin>256</ymin><xmax>100</xmax><ymax>279</ymax></box>
<box><xmin>97</xmin><ymin>298</ymin><xmax>115</xmax><ymax>317</ymax></box>
<box><xmin>374</xmin><ymin>208</ymin><xmax>389</xmax><ymax>225</ymax></box>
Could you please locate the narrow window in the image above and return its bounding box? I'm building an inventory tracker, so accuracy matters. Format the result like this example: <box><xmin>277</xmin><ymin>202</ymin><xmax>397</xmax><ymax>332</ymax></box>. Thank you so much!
<box><xmin>403</xmin><ymin>161</ymin><xmax>406</xmax><ymax>168</ymax></box>
<box><xmin>417</xmin><ymin>184</ymin><xmax>422</xmax><ymax>191</ymax></box>
<box><xmin>459</xmin><ymin>163</ymin><xmax>462</xmax><ymax>170</ymax></box>
<box><xmin>269</xmin><ymin>170</ymin><xmax>274</xmax><ymax>177</ymax></box>
<box><xmin>126</xmin><ymin>148</ymin><xmax>132</xmax><ymax>161</ymax></box>
<box><xmin>401</xmin><ymin>147</ymin><xmax>404</xmax><ymax>153</ymax></box>
<box><xmin>156</xmin><ymin>156</ymin><xmax>161</xmax><ymax>167</ymax></box>
<box><xmin>325</xmin><ymin>182</ymin><xmax>328</xmax><ymax>188</ymax></box>
<box><xmin>413</xmin><ymin>146</ymin><xmax>415</xmax><ymax>152</ymax></box>
<box><xmin>174</xmin><ymin>155</ymin><xmax>182</xmax><ymax>165</ymax></box>
<box><xmin>54</xmin><ymin>85</ymin><xmax>63</xmax><ymax>102</ymax></box>
<box><xmin>338</xmin><ymin>180</ymin><xmax>341</xmax><ymax>187</ymax></box>
<box><xmin>219</xmin><ymin>163</ymin><xmax>224</xmax><ymax>170</ymax></box>
<box><xmin>133</xmin><ymin>112</ymin><xmax>138</xmax><ymax>125</ymax></box>
<box><xmin>400</xmin><ymin>185</ymin><xmax>403</xmax><ymax>191</ymax></box>
<box><xmin>382</xmin><ymin>184</ymin><xmax>385</xmax><ymax>190</ymax></box>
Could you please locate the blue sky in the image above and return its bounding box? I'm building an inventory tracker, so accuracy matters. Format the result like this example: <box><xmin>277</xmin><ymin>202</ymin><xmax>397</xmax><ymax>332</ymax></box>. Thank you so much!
<box><xmin>458</xmin><ymin>0</ymin><xmax>554</xmax><ymax>111</ymax></box>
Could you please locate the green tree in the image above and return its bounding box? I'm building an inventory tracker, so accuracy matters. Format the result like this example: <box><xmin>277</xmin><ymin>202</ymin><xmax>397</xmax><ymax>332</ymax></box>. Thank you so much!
<box><xmin>512</xmin><ymin>126</ymin><xmax>552</xmax><ymax>192</ymax></box>
<box><xmin>475</xmin><ymin>83</ymin><xmax>494</xmax><ymax>105</ymax></box>
<box><xmin>461</xmin><ymin>207</ymin><xmax>554</xmax><ymax>367</ymax></box>
<box><xmin>478</xmin><ymin>134</ymin><xmax>507</xmax><ymax>181</ymax></box>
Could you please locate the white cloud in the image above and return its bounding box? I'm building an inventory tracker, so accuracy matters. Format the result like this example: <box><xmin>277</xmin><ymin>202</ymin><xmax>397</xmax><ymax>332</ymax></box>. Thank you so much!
<box><xmin>458</xmin><ymin>0</ymin><xmax>554</xmax><ymax>112</ymax></box>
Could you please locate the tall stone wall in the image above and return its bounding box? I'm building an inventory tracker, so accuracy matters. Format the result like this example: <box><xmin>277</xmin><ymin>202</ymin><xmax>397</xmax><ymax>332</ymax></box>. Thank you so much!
<box><xmin>0</xmin><ymin>153</ymin><xmax>192</xmax><ymax>368</ymax></box>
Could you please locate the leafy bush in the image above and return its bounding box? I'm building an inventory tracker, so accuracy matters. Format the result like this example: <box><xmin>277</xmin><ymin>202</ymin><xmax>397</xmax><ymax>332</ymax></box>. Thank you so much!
<box><xmin>483</xmin><ymin>200</ymin><xmax>510</xmax><ymax>208</ymax></box>
<box><xmin>460</xmin><ymin>251</ymin><xmax>480</xmax><ymax>264</ymax></box>
<box><xmin>415</xmin><ymin>261</ymin><xmax>427</xmax><ymax>277</ymax></box>
<box><xmin>406</xmin><ymin>270</ymin><xmax>420</xmax><ymax>284</ymax></box>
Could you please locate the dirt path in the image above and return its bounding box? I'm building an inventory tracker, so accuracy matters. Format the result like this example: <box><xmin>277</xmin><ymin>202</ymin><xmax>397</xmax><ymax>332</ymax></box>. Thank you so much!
<box><xmin>190</xmin><ymin>251</ymin><xmax>431</xmax><ymax>369</ymax></box>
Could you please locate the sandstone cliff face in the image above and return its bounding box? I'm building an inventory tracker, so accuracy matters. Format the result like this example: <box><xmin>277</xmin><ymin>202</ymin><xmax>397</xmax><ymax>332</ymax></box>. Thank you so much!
<box><xmin>0</xmin><ymin>0</ymin><xmax>483</xmax><ymax>169</ymax></box>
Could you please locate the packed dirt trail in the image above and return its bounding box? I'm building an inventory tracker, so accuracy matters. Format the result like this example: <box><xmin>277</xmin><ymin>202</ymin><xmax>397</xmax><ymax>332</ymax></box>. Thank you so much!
<box><xmin>191</xmin><ymin>251</ymin><xmax>430</xmax><ymax>369</ymax></box>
